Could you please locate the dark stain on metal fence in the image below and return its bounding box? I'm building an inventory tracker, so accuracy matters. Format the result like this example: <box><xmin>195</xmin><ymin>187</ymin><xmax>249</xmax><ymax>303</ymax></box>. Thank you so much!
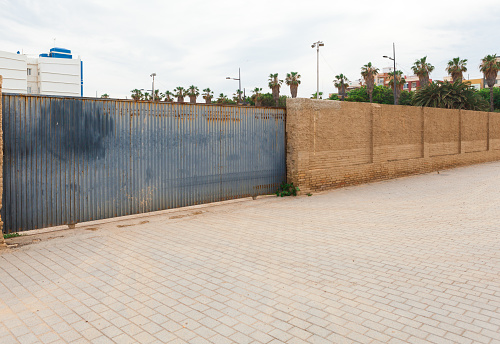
<box><xmin>1</xmin><ymin>94</ymin><xmax>286</xmax><ymax>233</ymax></box>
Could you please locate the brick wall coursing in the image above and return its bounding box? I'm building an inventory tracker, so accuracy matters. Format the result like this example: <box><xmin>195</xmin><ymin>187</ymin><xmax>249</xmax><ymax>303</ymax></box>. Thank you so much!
<box><xmin>286</xmin><ymin>98</ymin><xmax>500</xmax><ymax>193</ymax></box>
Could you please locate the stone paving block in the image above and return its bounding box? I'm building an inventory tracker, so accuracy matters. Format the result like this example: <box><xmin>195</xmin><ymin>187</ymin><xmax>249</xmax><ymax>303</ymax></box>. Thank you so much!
<box><xmin>17</xmin><ymin>332</ymin><xmax>39</xmax><ymax>344</ymax></box>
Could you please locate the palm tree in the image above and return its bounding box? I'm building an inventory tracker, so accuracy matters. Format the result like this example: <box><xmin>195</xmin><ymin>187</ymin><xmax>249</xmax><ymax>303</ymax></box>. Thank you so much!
<box><xmin>233</xmin><ymin>89</ymin><xmax>243</xmax><ymax>102</ymax></box>
<box><xmin>174</xmin><ymin>86</ymin><xmax>187</xmax><ymax>103</ymax></box>
<box><xmin>387</xmin><ymin>70</ymin><xmax>406</xmax><ymax>105</ymax></box>
<box><xmin>411</xmin><ymin>56</ymin><xmax>434</xmax><ymax>88</ymax></box>
<box><xmin>268</xmin><ymin>73</ymin><xmax>283</xmax><ymax>106</ymax></box>
<box><xmin>285</xmin><ymin>72</ymin><xmax>301</xmax><ymax>98</ymax></box>
<box><xmin>143</xmin><ymin>92</ymin><xmax>151</xmax><ymax>101</ymax></box>
<box><xmin>446</xmin><ymin>57</ymin><xmax>467</xmax><ymax>83</ymax></box>
<box><xmin>217</xmin><ymin>93</ymin><xmax>228</xmax><ymax>104</ymax></box>
<box><xmin>360</xmin><ymin>62</ymin><xmax>379</xmax><ymax>103</ymax></box>
<box><xmin>310</xmin><ymin>92</ymin><xmax>323</xmax><ymax>99</ymax></box>
<box><xmin>100</xmin><ymin>94</ymin><xmax>110</xmax><ymax>99</ymax></box>
<box><xmin>252</xmin><ymin>87</ymin><xmax>263</xmax><ymax>106</ymax></box>
<box><xmin>164</xmin><ymin>90</ymin><xmax>174</xmax><ymax>102</ymax></box>
<box><xmin>187</xmin><ymin>85</ymin><xmax>199</xmax><ymax>104</ymax></box>
<box><xmin>152</xmin><ymin>89</ymin><xmax>162</xmax><ymax>102</ymax></box>
<box><xmin>479</xmin><ymin>54</ymin><xmax>500</xmax><ymax>112</ymax></box>
<box><xmin>202</xmin><ymin>88</ymin><xmax>213</xmax><ymax>104</ymax></box>
<box><xmin>334</xmin><ymin>74</ymin><xmax>349</xmax><ymax>101</ymax></box>
<box><xmin>131</xmin><ymin>89</ymin><xmax>143</xmax><ymax>101</ymax></box>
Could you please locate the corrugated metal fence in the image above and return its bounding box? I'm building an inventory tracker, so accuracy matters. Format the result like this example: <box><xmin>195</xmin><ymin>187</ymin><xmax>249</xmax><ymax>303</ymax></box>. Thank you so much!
<box><xmin>1</xmin><ymin>94</ymin><xmax>286</xmax><ymax>233</ymax></box>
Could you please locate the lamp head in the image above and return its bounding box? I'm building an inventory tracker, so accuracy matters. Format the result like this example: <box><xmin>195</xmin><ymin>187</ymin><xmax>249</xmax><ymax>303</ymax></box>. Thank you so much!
<box><xmin>226</xmin><ymin>77</ymin><xmax>230</xmax><ymax>79</ymax></box>
<box><xmin>319</xmin><ymin>43</ymin><xmax>324</xmax><ymax>47</ymax></box>
<box><xmin>311</xmin><ymin>43</ymin><xmax>316</xmax><ymax>48</ymax></box>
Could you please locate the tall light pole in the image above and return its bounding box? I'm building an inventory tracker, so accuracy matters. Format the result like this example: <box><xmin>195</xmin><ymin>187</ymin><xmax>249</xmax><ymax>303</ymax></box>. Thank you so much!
<box><xmin>226</xmin><ymin>68</ymin><xmax>242</xmax><ymax>104</ymax></box>
<box><xmin>311</xmin><ymin>41</ymin><xmax>324</xmax><ymax>99</ymax></box>
<box><xmin>150</xmin><ymin>73</ymin><xmax>156</xmax><ymax>101</ymax></box>
<box><xmin>383</xmin><ymin>43</ymin><xmax>397</xmax><ymax>105</ymax></box>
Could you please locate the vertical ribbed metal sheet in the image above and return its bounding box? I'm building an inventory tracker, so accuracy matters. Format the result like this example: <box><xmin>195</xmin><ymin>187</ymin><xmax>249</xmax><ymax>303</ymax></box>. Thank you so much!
<box><xmin>1</xmin><ymin>94</ymin><xmax>286</xmax><ymax>233</ymax></box>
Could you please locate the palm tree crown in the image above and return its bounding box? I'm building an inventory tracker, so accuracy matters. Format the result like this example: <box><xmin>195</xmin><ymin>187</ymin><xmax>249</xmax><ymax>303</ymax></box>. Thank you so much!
<box><xmin>411</xmin><ymin>56</ymin><xmax>434</xmax><ymax>88</ymax></box>
<box><xmin>252</xmin><ymin>87</ymin><xmax>262</xmax><ymax>95</ymax></box>
<box><xmin>480</xmin><ymin>54</ymin><xmax>500</xmax><ymax>87</ymax></box>
<box><xmin>479</xmin><ymin>54</ymin><xmax>500</xmax><ymax>111</ymax></box>
<box><xmin>187</xmin><ymin>85</ymin><xmax>199</xmax><ymax>97</ymax></box>
<box><xmin>202</xmin><ymin>88</ymin><xmax>213</xmax><ymax>99</ymax></box>
<box><xmin>388</xmin><ymin>70</ymin><xmax>406</xmax><ymax>105</ymax></box>
<box><xmin>268</xmin><ymin>73</ymin><xmax>283</xmax><ymax>106</ymax></box>
<box><xmin>446</xmin><ymin>57</ymin><xmax>467</xmax><ymax>83</ymax></box>
<box><xmin>252</xmin><ymin>87</ymin><xmax>263</xmax><ymax>106</ymax></box>
<box><xmin>174</xmin><ymin>86</ymin><xmax>186</xmax><ymax>102</ymax></box>
<box><xmin>360</xmin><ymin>62</ymin><xmax>379</xmax><ymax>82</ymax></box>
<box><xmin>285</xmin><ymin>72</ymin><xmax>301</xmax><ymax>86</ymax></box>
<box><xmin>285</xmin><ymin>72</ymin><xmax>301</xmax><ymax>98</ymax></box>
<box><xmin>361</xmin><ymin>62</ymin><xmax>379</xmax><ymax>103</ymax></box>
<box><xmin>131</xmin><ymin>89</ymin><xmax>143</xmax><ymax>101</ymax></box>
<box><xmin>174</xmin><ymin>87</ymin><xmax>186</xmax><ymax>97</ymax></box>
<box><xmin>387</xmin><ymin>70</ymin><xmax>406</xmax><ymax>89</ymax></box>
<box><xmin>164</xmin><ymin>90</ymin><xmax>174</xmax><ymax>102</ymax></box>
<box><xmin>268</xmin><ymin>73</ymin><xmax>283</xmax><ymax>89</ymax></box>
<box><xmin>334</xmin><ymin>74</ymin><xmax>349</xmax><ymax>100</ymax></box>
<box><xmin>217</xmin><ymin>93</ymin><xmax>229</xmax><ymax>104</ymax></box>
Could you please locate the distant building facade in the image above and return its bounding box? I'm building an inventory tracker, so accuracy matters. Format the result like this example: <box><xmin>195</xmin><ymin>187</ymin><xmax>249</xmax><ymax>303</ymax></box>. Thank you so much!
<box><xmin>0</xmin><ymin>50</ymin><xmax>27</xmax><ymax>93</ymax></box>
<box><xmin>0</xmin><ymin>47</ymin><xmax>83</xmax><ymax>96</ymax></box>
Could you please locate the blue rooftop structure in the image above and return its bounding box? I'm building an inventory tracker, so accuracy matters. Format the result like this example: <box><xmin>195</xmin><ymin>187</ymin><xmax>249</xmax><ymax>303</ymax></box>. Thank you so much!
<box><xmin>39</xmin><ymin>47</ymin><xmax>72</xmax><ymax>59</ymax></box>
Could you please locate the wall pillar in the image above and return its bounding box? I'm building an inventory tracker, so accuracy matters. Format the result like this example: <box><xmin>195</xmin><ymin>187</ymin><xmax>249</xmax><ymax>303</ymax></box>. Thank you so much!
<box><xmin>0</xmin><ymin>76</ymin><xmax>6</xmax><ymax>249</ymax></box>
<box><xmin>286</xmin><ymin>98</ymin><xmax>316</xmax><ymax>194</ymax></box>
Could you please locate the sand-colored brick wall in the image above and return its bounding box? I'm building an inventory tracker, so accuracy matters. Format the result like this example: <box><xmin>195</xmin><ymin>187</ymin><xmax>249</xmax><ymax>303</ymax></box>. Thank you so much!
<box><xmin>286</xmin><ymin>98</ymin><xmax>500</xmax><ymax>193</ymax></box>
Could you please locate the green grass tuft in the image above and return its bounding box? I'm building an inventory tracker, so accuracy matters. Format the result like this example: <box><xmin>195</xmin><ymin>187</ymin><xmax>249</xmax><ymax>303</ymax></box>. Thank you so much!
<box><xmin>3</xmin><ymin>233</ymin><xmax>20</xmax><ymax>239</ymax></box>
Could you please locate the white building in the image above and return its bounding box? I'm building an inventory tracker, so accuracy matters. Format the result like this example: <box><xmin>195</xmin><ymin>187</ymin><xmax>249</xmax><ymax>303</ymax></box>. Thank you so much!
<box><xmin>0</xmin><ymin>47</ymin><xmax>83</xmax><ymax>97</ymax></box>
<box><xmin>0</xmin><ymin>50</ymin><xmax>28</xmax><ymax>93</ymax></box>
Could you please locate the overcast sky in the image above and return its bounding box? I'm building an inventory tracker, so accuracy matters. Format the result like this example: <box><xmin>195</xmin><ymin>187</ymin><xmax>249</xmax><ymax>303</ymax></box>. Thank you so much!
<box><xmin>2</xmin><ymin>0</ymin><xmax>500</xmax><ymax>99</ymax></box>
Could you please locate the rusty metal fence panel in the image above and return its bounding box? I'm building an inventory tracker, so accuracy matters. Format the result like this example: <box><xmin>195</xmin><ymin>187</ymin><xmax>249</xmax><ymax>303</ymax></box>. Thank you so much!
<box><xmin>1</xmin><ymin>94</ymin><xmax>286</xmax><ymax>233</ymax></box>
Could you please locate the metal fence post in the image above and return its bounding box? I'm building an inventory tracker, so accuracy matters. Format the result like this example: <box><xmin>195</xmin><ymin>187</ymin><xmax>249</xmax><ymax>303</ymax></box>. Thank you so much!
<box><xmin>0</xmin><ymin>75</ymin><xmax>6</xmax><ymax>248</ymax></box>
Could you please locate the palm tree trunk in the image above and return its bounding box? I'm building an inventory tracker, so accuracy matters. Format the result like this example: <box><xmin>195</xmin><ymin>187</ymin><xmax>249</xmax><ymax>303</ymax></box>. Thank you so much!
<box><xmin>205</xmin><ymin>97</ymin><xmax>211</xmax><ymax>104</ymax></box>
<box><xmin>272</xmin><ymin>87</ymin><xmax>279</xmax><ymax>106</ymax></box>
<box><xmin>490</xmin><ymin>87</ymin><xmax>494</xmax><ymax>112</ymax></box>
<box><xmin>290</xmin><ymin>85</ymin><xmax>298</xmax><ymax>98</ymax></box>
<box><xmin>190</xmin><ymin>96</ymin><xmax>196</xmax><ymax>104</ymax></box>
<box><xmin>419</xmin><ymin>76</ymin><xmax>428</xmax><ymax>88</ymax></box>
<box><xmin>395</xmin><ymin>87</ymin><xmax>401</xmax><ymax>105</ymax></box>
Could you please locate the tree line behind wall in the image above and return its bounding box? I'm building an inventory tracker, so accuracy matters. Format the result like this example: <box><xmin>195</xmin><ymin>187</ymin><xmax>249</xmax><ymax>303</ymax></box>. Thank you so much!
<box><xmin>332</xmin><ymin>54</ymin><xmax>500</xmax><ymax>112</ymax></box>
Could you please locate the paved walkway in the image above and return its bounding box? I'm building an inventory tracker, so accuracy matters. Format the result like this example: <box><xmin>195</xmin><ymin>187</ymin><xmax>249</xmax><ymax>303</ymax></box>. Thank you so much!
<box><xmin>1</xmin><ymin>162</ymin><xmax>500</xmax><ymax>344</ymax></box>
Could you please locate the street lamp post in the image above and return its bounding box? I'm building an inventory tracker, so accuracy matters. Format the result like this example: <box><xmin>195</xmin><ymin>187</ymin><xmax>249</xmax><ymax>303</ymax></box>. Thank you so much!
<box><xmin>383</xmin><ymin>43</ymin><xmax>397</xmax><ymax>105</ymax></box>
<box><xmin>150</xmin><ymin>73</ymin><xmax>156</xmax><ymax>101</ymax></box>
<box><xmin>226</xmin><ymin>68</ymin><xmax>242</xmax><ymax>104</ymax></box>
<box><xmin>311</xmin><ymin>41</ymin><xmax>324</xmax><ymax>99</ymax></box>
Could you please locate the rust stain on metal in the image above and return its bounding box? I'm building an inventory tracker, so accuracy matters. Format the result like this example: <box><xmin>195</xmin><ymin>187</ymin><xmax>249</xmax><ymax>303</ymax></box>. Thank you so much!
<box><xmin>254</xmin><ymin>183</ymin><xmax>278</xmax><ymax>190</ymax></box>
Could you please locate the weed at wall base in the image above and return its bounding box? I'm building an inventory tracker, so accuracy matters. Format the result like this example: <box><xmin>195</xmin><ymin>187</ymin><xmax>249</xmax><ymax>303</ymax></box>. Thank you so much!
<box><xmin>276</xmin><ymin>182</ymin><xmax>299</xmax><ymax>197</ymax></box>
